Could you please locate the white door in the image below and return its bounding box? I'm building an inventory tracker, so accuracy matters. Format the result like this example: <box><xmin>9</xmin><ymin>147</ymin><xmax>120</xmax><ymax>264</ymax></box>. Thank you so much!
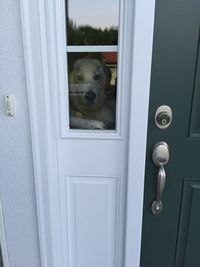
<box><xmin>20</xmin><ymin>0</ymin><xmax>155</xmax><ymax>266</ymax></box>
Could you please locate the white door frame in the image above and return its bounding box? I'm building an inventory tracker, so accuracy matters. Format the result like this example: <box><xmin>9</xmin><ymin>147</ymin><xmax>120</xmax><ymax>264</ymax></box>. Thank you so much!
<box><xmin>125</xmin><ymin>1</ymin><xmax>155</xmax><ymax>266</ymax></box>
<box><xmin>0</xmin><ymin>196</ymin><xmax>9</xmax><ymax>267</ymax></box>
<box><xmin>19</xmin><ymin>0</ymin><xmax>155</xmax><ymax>266</ymax></box>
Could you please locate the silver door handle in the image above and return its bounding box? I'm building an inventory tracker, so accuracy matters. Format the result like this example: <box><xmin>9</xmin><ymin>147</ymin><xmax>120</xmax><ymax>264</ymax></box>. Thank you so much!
<box><xmin>156</xmin><ymin>165</ymin><xmax>166</xmax><ymax>201</ymax></box>
<box><xmin>151</xmin><ymin>142</ymin><xmax>169</xmax><ymax>215</ymax></box>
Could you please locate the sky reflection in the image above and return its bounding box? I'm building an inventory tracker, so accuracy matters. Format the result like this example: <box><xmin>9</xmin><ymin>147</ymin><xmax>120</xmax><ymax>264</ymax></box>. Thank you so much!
<box><xmin>67</xmin><ymin>0</ymin><xmax>119</xmax><ymax>29</ymax></box>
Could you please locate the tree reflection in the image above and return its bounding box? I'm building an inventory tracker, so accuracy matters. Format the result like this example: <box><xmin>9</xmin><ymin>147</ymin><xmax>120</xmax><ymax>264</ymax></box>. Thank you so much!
<box><xmin>67</xmin><ymin>18</ymin><xmax>118</xmax><ymax>45</ymax></box>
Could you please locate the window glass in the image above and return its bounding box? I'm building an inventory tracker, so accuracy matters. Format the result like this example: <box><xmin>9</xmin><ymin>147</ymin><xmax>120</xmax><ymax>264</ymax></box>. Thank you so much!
<box><xmin>68</xmin><ymin>52</ymin><xmax>117</xmax><ymax>130</ymax></box>
<box><xmin>67</xmin><ymin>0</ymin><xmax>119</xmax><ymax>45</ymax></box>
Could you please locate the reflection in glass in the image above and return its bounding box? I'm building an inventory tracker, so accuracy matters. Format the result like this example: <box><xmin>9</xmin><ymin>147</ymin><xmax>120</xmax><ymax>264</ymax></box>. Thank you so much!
<box><xmin>66</xmin><ymin>0</ymin><xmax>119</xmax><ymax>45</ymax></box>
<box><xmin>68</xmin><ymin>52</ymin><xmax>117</xmax><ymax>130</ymax></box>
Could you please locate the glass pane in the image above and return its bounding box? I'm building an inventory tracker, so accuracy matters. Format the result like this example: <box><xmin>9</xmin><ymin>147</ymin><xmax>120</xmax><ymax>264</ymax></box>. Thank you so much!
<box><xmin>68</xmin><ymin>52</ymin><xmax>117</xmax><ymax>130</ymax></box>
<box><xmin>66</xmin><ymin>0</ymin><xmax>119</xmax><ymax>45</ymax></box>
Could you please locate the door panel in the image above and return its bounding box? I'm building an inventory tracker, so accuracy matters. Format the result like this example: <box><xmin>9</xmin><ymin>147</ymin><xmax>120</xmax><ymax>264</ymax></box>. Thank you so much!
<box><xmin>189</xmin><ymin>40</ymin><xmax>200</xmax><ymax>138</ymax></box>
<box><xmin>175</xmin><ymin>180</ymin><xmax>200</xmax><ymax>267</ymax></box>
<box><xmin>141</xmin><ymin>0</ymin><xmax>200</xmax><ymax>266</ymax></box>
<box><xmin>66</xmin><ymin>176</ymin><xmax>118</xmax><ymax>267</ymax></box>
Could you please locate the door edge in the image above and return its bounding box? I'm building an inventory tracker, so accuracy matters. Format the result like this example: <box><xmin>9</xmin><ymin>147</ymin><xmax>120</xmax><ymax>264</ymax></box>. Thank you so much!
<box><xmin>0</xmin><ymin>196</ymin><xmax>10</xmax><ymax>267</ymax></box>
<box><xmin>125</xmin><ymin>1</ymin><xmax>155</xmax><ymax>266</ymax></box>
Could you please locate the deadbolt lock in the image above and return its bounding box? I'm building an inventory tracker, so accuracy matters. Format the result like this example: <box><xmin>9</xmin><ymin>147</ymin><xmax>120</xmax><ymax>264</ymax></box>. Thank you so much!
<box><xmin>155</xmin><ymin>105</ymin><xmax>172</xmax><ymax>129</ymax></box>
<box><xmin>156</xmin><ymin>112</ymin><xmax>171</xmax><ymax>126</ymax></box>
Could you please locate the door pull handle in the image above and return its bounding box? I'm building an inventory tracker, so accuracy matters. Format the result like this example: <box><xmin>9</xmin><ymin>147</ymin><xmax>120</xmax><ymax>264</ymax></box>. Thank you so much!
<box><xmin>151</xmin><ymin>142</ymin><xmax>169</xmax><ymax>215</ymax></box>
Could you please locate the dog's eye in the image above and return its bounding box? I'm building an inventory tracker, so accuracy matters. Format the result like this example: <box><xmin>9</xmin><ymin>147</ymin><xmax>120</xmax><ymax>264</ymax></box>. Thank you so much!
<box><xmin>76</xmin><ymin>75</ymin><xmax>84</xmax><ymax>82</ymax></box>
<box><xmin>94</xmin><ymin>74</ymin><xmax>100</xmax><ymax>80</ymax></box>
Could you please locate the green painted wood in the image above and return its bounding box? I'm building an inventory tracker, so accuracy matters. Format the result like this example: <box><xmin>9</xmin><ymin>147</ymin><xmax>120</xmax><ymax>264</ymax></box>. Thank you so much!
<box><xmin>0</xmin><ymin>246</ymin><xmax>3</xmax><ymax>267</ymax></box>
<box><xmin>189</xmin><ymin>41</ymin><xmax>200</xmax><ymax>138</ymax></box>
<box><xmin>140</xmin><ymin>0</ymin><xmax>200</xmax><ymax>266</ymax></box>
<box><xmin>175</xmin><ymin>180</ymin><xmax>200</xmax><ymax>267</ymax></box>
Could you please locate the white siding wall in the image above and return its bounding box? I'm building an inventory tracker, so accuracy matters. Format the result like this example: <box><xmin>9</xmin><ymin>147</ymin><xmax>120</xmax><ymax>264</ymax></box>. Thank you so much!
<box><xmin>0</xmin><ymin>0</ymin><xmax>41</xmax><ymax>266</ymax></box>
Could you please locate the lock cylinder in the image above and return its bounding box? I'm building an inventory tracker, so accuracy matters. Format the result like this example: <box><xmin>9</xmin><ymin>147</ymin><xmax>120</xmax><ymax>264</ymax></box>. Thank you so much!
<box><xmin>155</xmin><ymin>105</ymin><xmax>172</xmax><ymax>129</ymax></box>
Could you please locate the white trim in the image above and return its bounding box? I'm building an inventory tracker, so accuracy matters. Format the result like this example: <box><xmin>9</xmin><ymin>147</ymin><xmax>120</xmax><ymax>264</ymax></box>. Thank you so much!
<box><xmin>20</xmin><ymin>1</ymin><xmax>62</xmax><ymax>267</ymax></box>
<box><xmin>125</xmin><ymin>1</ymin><xmax>155</xmax><ymax>267</ymax></box>
<box><xmin>67</xmin><ymin>45</ymin><xmax>118</xmax><ymax>52</ymax></box>
<box><xmin>61</xmin><ymin>0</ymin><xmax>125</xmax><ymax>139</ymax></box>
<box><xmin>19</xmin><ymin>2</ymin><xmax>49</xmax><ymax>266</ymax></box>
<box><xmin>60</xmin><ymin>130</ymin><xmax>123</xmax><ymax>140</ymax></box>
<box><xmin>0</xmin><ymin>196</ymin><xmax>9</xmax><ymax>267</ymax></box>
<box><xmin>60</xmin><ymin>0</ymin><xmax>124</xmax><ymax>140</ymax></box>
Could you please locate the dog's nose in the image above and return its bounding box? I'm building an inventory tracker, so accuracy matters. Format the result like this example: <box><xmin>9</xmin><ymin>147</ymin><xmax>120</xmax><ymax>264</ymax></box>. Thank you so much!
<box><xmin>85</xmin><ymin>91</ymin><xmax>96</xmax><ymax>102</ymax></box>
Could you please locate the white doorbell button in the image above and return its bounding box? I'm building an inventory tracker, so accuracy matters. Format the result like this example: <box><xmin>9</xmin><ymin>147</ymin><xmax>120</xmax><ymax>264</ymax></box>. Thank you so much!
<box><xmin>5</xmin><ymin>95</ymin><xmax>15</xmax><ymax>116</ymax></box>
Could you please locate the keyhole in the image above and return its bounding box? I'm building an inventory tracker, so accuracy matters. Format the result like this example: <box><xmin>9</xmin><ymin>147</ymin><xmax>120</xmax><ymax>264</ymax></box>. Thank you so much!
<box><xmin>161</xmin><ymin>119</ymin><xmax>167</xmax><ymax>125</ymax></box>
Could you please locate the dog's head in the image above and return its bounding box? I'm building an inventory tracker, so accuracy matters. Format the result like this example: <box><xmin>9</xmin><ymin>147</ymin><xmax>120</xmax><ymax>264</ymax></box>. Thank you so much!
<box><xmin>69</xmin><ymin>58</ymin><xmax>111</xmax><ymax>112</ymax></box>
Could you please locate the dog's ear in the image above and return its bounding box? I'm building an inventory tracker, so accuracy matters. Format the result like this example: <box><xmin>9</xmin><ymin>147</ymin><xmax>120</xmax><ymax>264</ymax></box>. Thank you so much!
<box><xmin>106</xmin><ymin>66</ymin><xmax>112</xmax><ymax>83</ymax></box>
<box><xmin>102</xmin><ymin>64</ymin><xmax>112</xmax><ymax>95</ymax></box>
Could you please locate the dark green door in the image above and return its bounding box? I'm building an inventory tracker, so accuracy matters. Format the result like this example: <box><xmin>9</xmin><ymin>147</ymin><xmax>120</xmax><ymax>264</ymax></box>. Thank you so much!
<box><xmin>140</xmin><ymin>0</ymin><xmax>200</xmax><ymax>266</ymax></box>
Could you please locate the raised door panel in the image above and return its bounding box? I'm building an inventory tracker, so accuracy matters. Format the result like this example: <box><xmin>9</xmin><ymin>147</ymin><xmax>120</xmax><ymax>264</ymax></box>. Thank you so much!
<box><xmin>175</xmin><ymin>180</ymin><xmax>200</xmax><ymax>267</ymax></box>
<box><xmin>66</xmin><ymin>176</ymin><xmax>119</xmax><ymax>267</ymax></box>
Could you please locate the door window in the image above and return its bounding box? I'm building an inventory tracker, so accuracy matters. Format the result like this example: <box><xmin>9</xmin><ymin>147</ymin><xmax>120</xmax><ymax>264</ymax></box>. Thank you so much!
<box><xmin>66</xmin><ymin>0</ymin><xmax>119</xmax><ymax>130</ymax></box>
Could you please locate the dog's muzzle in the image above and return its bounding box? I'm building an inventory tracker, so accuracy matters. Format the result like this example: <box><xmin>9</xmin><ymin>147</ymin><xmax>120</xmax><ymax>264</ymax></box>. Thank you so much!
<box><xmin>85</xmin><ymin>91</ymin><xmax>96</xmax><ymax>102</ymax></box>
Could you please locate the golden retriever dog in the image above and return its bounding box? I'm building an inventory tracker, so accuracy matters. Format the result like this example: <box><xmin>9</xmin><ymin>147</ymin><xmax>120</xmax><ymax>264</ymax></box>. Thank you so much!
<box><xmin>69</xmin><ymin>58</ymin><xmax>116</xmax><ymax>130</ymax></box>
